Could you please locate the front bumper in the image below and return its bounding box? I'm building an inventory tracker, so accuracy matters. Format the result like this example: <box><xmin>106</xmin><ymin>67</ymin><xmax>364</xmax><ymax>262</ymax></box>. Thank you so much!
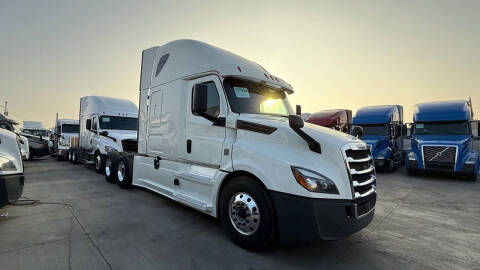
<box><xmin>270</xmin><ymin>191</ymin><xmax>376</xmax><ymax>243</ymax></box>
<box><xmin>57</xmin><ymin>148</ymin><xmax>70</xmax><ymax>157</ymax></box>
<box><xmin>0</xmin><ymin>174</ymin><xmax>25</xmax><ymax>208</ymax></box>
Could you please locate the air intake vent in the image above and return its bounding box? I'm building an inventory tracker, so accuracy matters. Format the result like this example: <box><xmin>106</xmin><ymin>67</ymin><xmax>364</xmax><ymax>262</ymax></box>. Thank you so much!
<box><xmin>342</xmin><ymin>143</ymin><xmax>376</xmax><ymax>199</ymax></box>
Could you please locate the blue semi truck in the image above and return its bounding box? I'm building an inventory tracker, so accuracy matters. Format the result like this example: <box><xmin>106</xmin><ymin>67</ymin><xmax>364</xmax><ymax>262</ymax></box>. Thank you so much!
<box><xmin>406</xmin><ymin>100</ymin><xmax>479</xmax><ymax>180</ymax></box>
<box><xmin>353</xmin><ymin>105</ymin><xmax>406</xmax><ymax>172</ymax></box>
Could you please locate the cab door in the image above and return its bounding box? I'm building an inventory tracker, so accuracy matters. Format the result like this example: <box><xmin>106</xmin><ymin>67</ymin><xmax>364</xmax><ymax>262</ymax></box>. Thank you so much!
<box><xmin>185</xmin><ymin>75</ymin><xmax>227</xmax><ymax>167</ymax></box>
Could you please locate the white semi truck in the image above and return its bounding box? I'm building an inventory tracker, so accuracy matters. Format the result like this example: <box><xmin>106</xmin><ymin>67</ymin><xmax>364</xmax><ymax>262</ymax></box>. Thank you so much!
<box><xmin>68</xmin><ymin>96</ymin><xmax>138</xmax><ymax>174</ymax></box>
<box><xmin>0</xmin><ymin>128</ymin><xmax>24</xmax><ymax>208</ymax></box>
<box><xmin>53</xmin><ymin>119</ymin><xmax>79</xmax><ymax>160</ymax></box>
<box><xmin>107</xmin><ymin>40</ymin><xmax>376</xmax><ymax>250</ymax></box>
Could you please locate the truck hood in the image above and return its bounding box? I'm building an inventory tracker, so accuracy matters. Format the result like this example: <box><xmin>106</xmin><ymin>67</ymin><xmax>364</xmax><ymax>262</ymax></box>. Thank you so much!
<box><xmin>411</xmin><ymin>135</ymin><xmax>472</xmax><ymax>162</ymax></box>
<box><xmin>412</xmin><ymin>134</ymin><xmax>471</xmax><ymax>145</ymax></box>
<box><xmin>103</xmin><ymin>130</ymin><xmax>137</xmax><ymax>142</ymax></box>
<box><xmin>360</xmin><ymin>135</ymin><xmax>389</xmax><ymax>158</ymax></box>
<box><xmin>237</xmin><ymin>114</ymin><xmax>361</xmax><ymax>150</ymax></box>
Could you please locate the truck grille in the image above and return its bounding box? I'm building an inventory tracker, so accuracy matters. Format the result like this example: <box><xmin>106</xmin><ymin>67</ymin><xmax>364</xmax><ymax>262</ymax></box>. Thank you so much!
<box><xmin>342</xmin><ymin>143</ymin><xmax>376</xmax><ymax>199</ymax></box>
<box><xmin>422</xmin><ymin>146</ymin><xmax>456</xmax><ymax>163</ymax></box>
<box><xmin>422</xmin><ymin>146</ymin><xmax>456</xmax><ymax>171</ymax></box>
<box><xmin>121</xmin><ymin>139</ymin><xmax>138</xmax><ymax>153</ymax></box>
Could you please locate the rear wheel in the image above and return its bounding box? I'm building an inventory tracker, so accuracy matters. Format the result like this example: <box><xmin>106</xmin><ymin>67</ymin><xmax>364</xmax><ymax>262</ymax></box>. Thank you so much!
<box><xmin>68</xmin><ymin>150</ymin><xmax>73</xmax><ymax>163</ymax></box>
<box><xmin>94</xmin><ymin>152</ymin><xmax>105</xmax><ymax>174</ymax></box>
<box><xmin>219</xmin><ymin>176</ymin><xmax>276</xmax><ymax>251</ymax></box>
<box><xmin>116</xmin><ymin>156</ymin><xmax>132</xmax><ymax>189</ymax></box>
<box><xmin>105</xmin><ymin>153</ymin><xmax>118</xmax><ymax>183</ymax></box>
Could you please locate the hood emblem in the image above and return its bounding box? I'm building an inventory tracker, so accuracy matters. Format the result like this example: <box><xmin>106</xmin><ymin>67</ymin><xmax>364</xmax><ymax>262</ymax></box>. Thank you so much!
<box><xmin>429</xmin><ymin>148</ymin><xmax>449</xmax><ymax>162</ymax></box>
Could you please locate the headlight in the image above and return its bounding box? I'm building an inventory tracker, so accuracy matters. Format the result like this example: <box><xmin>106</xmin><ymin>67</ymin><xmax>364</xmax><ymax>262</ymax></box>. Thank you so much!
<box><xmin>291</xmin><ymin>167</ymin><xmax>339</xmax><ymax>194</ymax></box>
<box><xmin>0</xmin><ymin>156</ymin><xmax>17</xmax><ymax>172</ymax></box>
<box><xmin>465</xmin><ymin>154</ymin><xmax>477</xmax><ymax>164</ymax></box>
<box><xmin>408</xmin><ymin>152</ymin><xmax>417</xmax><ymax>161</ymax></box>
<box><xmin>59</xmin><ymin>140</ymin><xmax>69</xmax><ymax>146</ymax></box>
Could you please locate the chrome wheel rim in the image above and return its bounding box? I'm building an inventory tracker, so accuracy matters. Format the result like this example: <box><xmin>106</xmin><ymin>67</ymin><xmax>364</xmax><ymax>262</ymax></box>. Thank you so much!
<box><xmin>228</xmin><ymin>192</ymin><xmax>260</xmax><ymax>235</ymax></box>
<box><xmin>95</xmin><ymin>155</ymin><xmax>101</xmax><ymax>170</ymax></box>
<box><xmin>105</xmin><ymin>158</ymin><xmax>111</xmax><ymax>176</ymax></box>
<box><xmin>117</xmin><ymin>161</ymin><xmax>125</xmax><ymax>182</ymax></box>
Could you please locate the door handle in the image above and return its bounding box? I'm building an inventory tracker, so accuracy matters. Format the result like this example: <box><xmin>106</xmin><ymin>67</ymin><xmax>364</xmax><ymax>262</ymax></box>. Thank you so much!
<box><xmin>187</xmin><ymin>140</ymin><xmax>192</xmax><ymax>153</ymax></box>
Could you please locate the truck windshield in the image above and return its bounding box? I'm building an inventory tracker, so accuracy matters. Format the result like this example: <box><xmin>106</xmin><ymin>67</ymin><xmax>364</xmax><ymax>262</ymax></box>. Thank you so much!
<box><xmin>414</xmin><ymin>121</ymin><xmax>470</xmax><ymax>135</ymax></box>
<box><xmin>0</xmin><ymin>122</ymin><xmax>14</xmax><ymax>132</ymax></box>
<box><xmin>22</xmin><ymin>129</ymin><xmax>48</xmax><ymax>137</ymax></box>
<box><xmin>360</xmin><ymin>124</ymin><xmax>389</xmax><ymax>136</ymax></box>
<box><xmin>100</xmin><ymin>116</ymin><xmax>138</xmax><ymax>130</ymax></box>
<box><xmin>62</xmin><ymin>124</ymin><xmax>79</xmax><ymax>133</ymax></box>
<box><xmin>224</xmin><ymin>78</ymin><xmax>293</xmax><ymax>117</ymax></box>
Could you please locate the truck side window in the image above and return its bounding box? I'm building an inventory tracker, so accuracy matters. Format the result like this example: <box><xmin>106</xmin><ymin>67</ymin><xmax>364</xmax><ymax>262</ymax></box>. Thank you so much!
<box><xmin>193</xmin><ymin>81</ymin><xmax>220</xmax><ymax>117</ymax></box>
<box><xmin>92</xmin><ymin>117</ymin><xmax>97</xmax><ymax>131</ymax></box>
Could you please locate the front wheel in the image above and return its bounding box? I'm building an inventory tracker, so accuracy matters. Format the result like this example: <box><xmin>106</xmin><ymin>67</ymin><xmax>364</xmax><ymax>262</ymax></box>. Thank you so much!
<box><xmin>105</xmin><ymin>153</ymin><xmax>118</xmax><ymax>183</ymax></box>
<box><xmin>219</xmin><ymin>176</ymin><xmax>276</xmax><ymax>251</ymax></box>
<box><xmin>116</xmin><ymin>156</ymin><xmax>132</xmax><ymax>189</ymax></box>
<box><xmin>94</xmin><ymin>152</ymin><xmax>105</xmax><ymax>174</ymax></box>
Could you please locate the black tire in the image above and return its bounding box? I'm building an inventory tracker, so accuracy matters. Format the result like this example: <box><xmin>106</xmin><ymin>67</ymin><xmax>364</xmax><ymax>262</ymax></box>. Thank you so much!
<box><xmin>116</xmin><ymin>156</ymin><xmax>132</xmax><ymax>189</ymax></box>
<box><xmin>56</xmin><ymin>151</ymin><xmax>63</xmax><ymax>161</ymax></box>
<box><xmin>72</xmin><ymin>149</ymin><xmax>79</xmax><ymax>164</ymax></box>
<box><xmin>68</xmin><ymin>150</ymin><xmax>73</xmax><ymax>163</ymax></box>
<box><xmin>465</xmin><ymin>173</ymin><xmax>478</xmax><ymax>181</ymax></box>
<box><xmin>94</xmin><ymin>152</ymin><xmax>105</xmax><ymax>174</ymax></box>
<box><xmin>28</xmin><ymin>148</ymin><xmax>34</xmax><ymax>160</ymax></box>
<box><xmin>384</xmin><ymin>159</ymin><xmax>394</xmax><ymax>173</ymax></box>
<box><xmin>105</xmin><ymin>153</ymin><xmax>118</xmax><ymax>183</ymax></box>
<box><xmin>407</xmin><ymin>167</ymin><xmax>416</xmax><ymax>176</ymax></box>
<box><xmin>219</xmin><ymin>176</ymin><xmax>276</xmax><ymax>251</ymax></box>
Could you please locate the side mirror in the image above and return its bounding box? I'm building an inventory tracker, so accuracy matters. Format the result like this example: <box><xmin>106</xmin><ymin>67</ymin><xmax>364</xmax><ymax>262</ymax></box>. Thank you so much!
<box><xmin>192</xmin><ymin>84</ymin><xmax>208</xmax><ymax>115</ymax></box>
<box><xmin>99</xmin><ymin>131</ymin><xmax>109</xmax><ymax>136</ymax></box>
<box><xmin>289</xmin><ymin>114</ymin><xmax>304</xmax><ymax>129</ymax></box>
<box><xmin>296</xmin><ymin>105</ymin><xmax>302</xmax><ymax>116</ymax></box>
<box><xmin>86</xmin><ymin>119</ymin><xmax>92</xmax><ymax>130</ymax></box>
<box><xmin>351</xmin><ymin>125</ymin><xmax>363</xmax><ymax>139</ymax></box>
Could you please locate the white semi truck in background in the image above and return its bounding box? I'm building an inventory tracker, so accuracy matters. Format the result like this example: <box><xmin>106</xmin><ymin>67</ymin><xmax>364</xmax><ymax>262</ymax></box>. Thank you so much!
<box><xmin>52</xmin><ymin>119</ymin><xmax>79</xmax><ymax>160</ymax></box>
<box><xmin>106</xmin><ymin>40</ymin><xmax>377</xmax><ymax>250</ymax></box>
<box><xmin>68</xmin><ymin>96</ymin><xmax>138</xmax><ymax>174</ymax></box>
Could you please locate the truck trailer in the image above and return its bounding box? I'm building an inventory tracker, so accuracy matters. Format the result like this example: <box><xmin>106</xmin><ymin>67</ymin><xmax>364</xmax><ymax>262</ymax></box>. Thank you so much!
<box><xmin>106</xmin><ymin>40</ymin><xmax>377</xmax><ymax>250</ymax></box>
<box><xmin>68</xmin><ymin>96</ymin><xmax>138</xmax><ymax>174</ymax></box>
<box><xmin>406</xmin><ymin>100</ymin><xmax>479</xmax><ymax>179</ymax></box>
<box><xmin>352</xmin><ymin>105</ymin><xmax>406</xmax><ymax>172</ymax></box>
<box><xmin>53</xmin><ymin>119</ymin><xmax>79</xmax><ymax>160</ymax></box>
<box><xmin>306</xmin><ymin>109</ymin><xmax>352</xmax><ymax>133</ymax></box>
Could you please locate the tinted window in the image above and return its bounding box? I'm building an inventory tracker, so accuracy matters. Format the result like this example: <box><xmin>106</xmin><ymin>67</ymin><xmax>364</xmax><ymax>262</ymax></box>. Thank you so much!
<box><xmin>62</xmin><ymin>124</ymin><xmax>79</xmax><ymax>133</ymax></box>
<box><xmin>0</xmin><ymin>122</ymin><xmax>14</xmax><ymax>132</ymax></box>
<box><xmin>360</xmin><ymin>124</ymin><xmax>389</xmax><ymax>136</ymax></box>
<box><xmin>92</xmin><ymin>117</ymin><xmax>98</xmax><ymax>131</ymax></box>
<box><xmin>100</xmin><ymin>116</ymin><xmax>138</xmax><ymax>130</ymax></box>
<box><xmin>193</xmin><ymin>81</ymin><xmax>220</xmax><ymax>118</ymax></box>
<box><xmin>414</xmin><ymin>121</ymin><xmax>470</xmax><ymax>135</ymax></box>
<box><xmin>23</xmin><ymin>129</ymin><xmax>48</xmax><ymax>137</ymax></box>
<box><xmin>224</xmin><ymin>78</ymin><xmax>292</xmax><ymax>117</ymax></box>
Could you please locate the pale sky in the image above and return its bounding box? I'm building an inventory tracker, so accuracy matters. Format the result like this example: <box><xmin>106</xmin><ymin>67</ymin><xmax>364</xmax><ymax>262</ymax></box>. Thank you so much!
<box><xmin>1</xmin><ymin>0</ymin><xmax>479</xmax><ymax>128</ymax></box>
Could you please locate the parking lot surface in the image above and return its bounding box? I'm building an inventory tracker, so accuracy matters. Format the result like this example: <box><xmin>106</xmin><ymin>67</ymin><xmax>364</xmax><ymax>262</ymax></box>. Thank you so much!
<box><xmin>0</xmin><ymin>157</ymin><xmax>479</xmax><ymax>270</ymax></box>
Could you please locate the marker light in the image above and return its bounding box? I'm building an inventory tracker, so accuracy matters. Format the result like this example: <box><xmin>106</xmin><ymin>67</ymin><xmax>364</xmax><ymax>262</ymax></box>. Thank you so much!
<box><xmin>408</xmin><ymin>152</ymin><xmax>417</xmax><ymax>161</ymax></box>
<box><xmin>291</xmin><ymin>167</ymin><xmax>339</xmax><ymax>194</ymax></box>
